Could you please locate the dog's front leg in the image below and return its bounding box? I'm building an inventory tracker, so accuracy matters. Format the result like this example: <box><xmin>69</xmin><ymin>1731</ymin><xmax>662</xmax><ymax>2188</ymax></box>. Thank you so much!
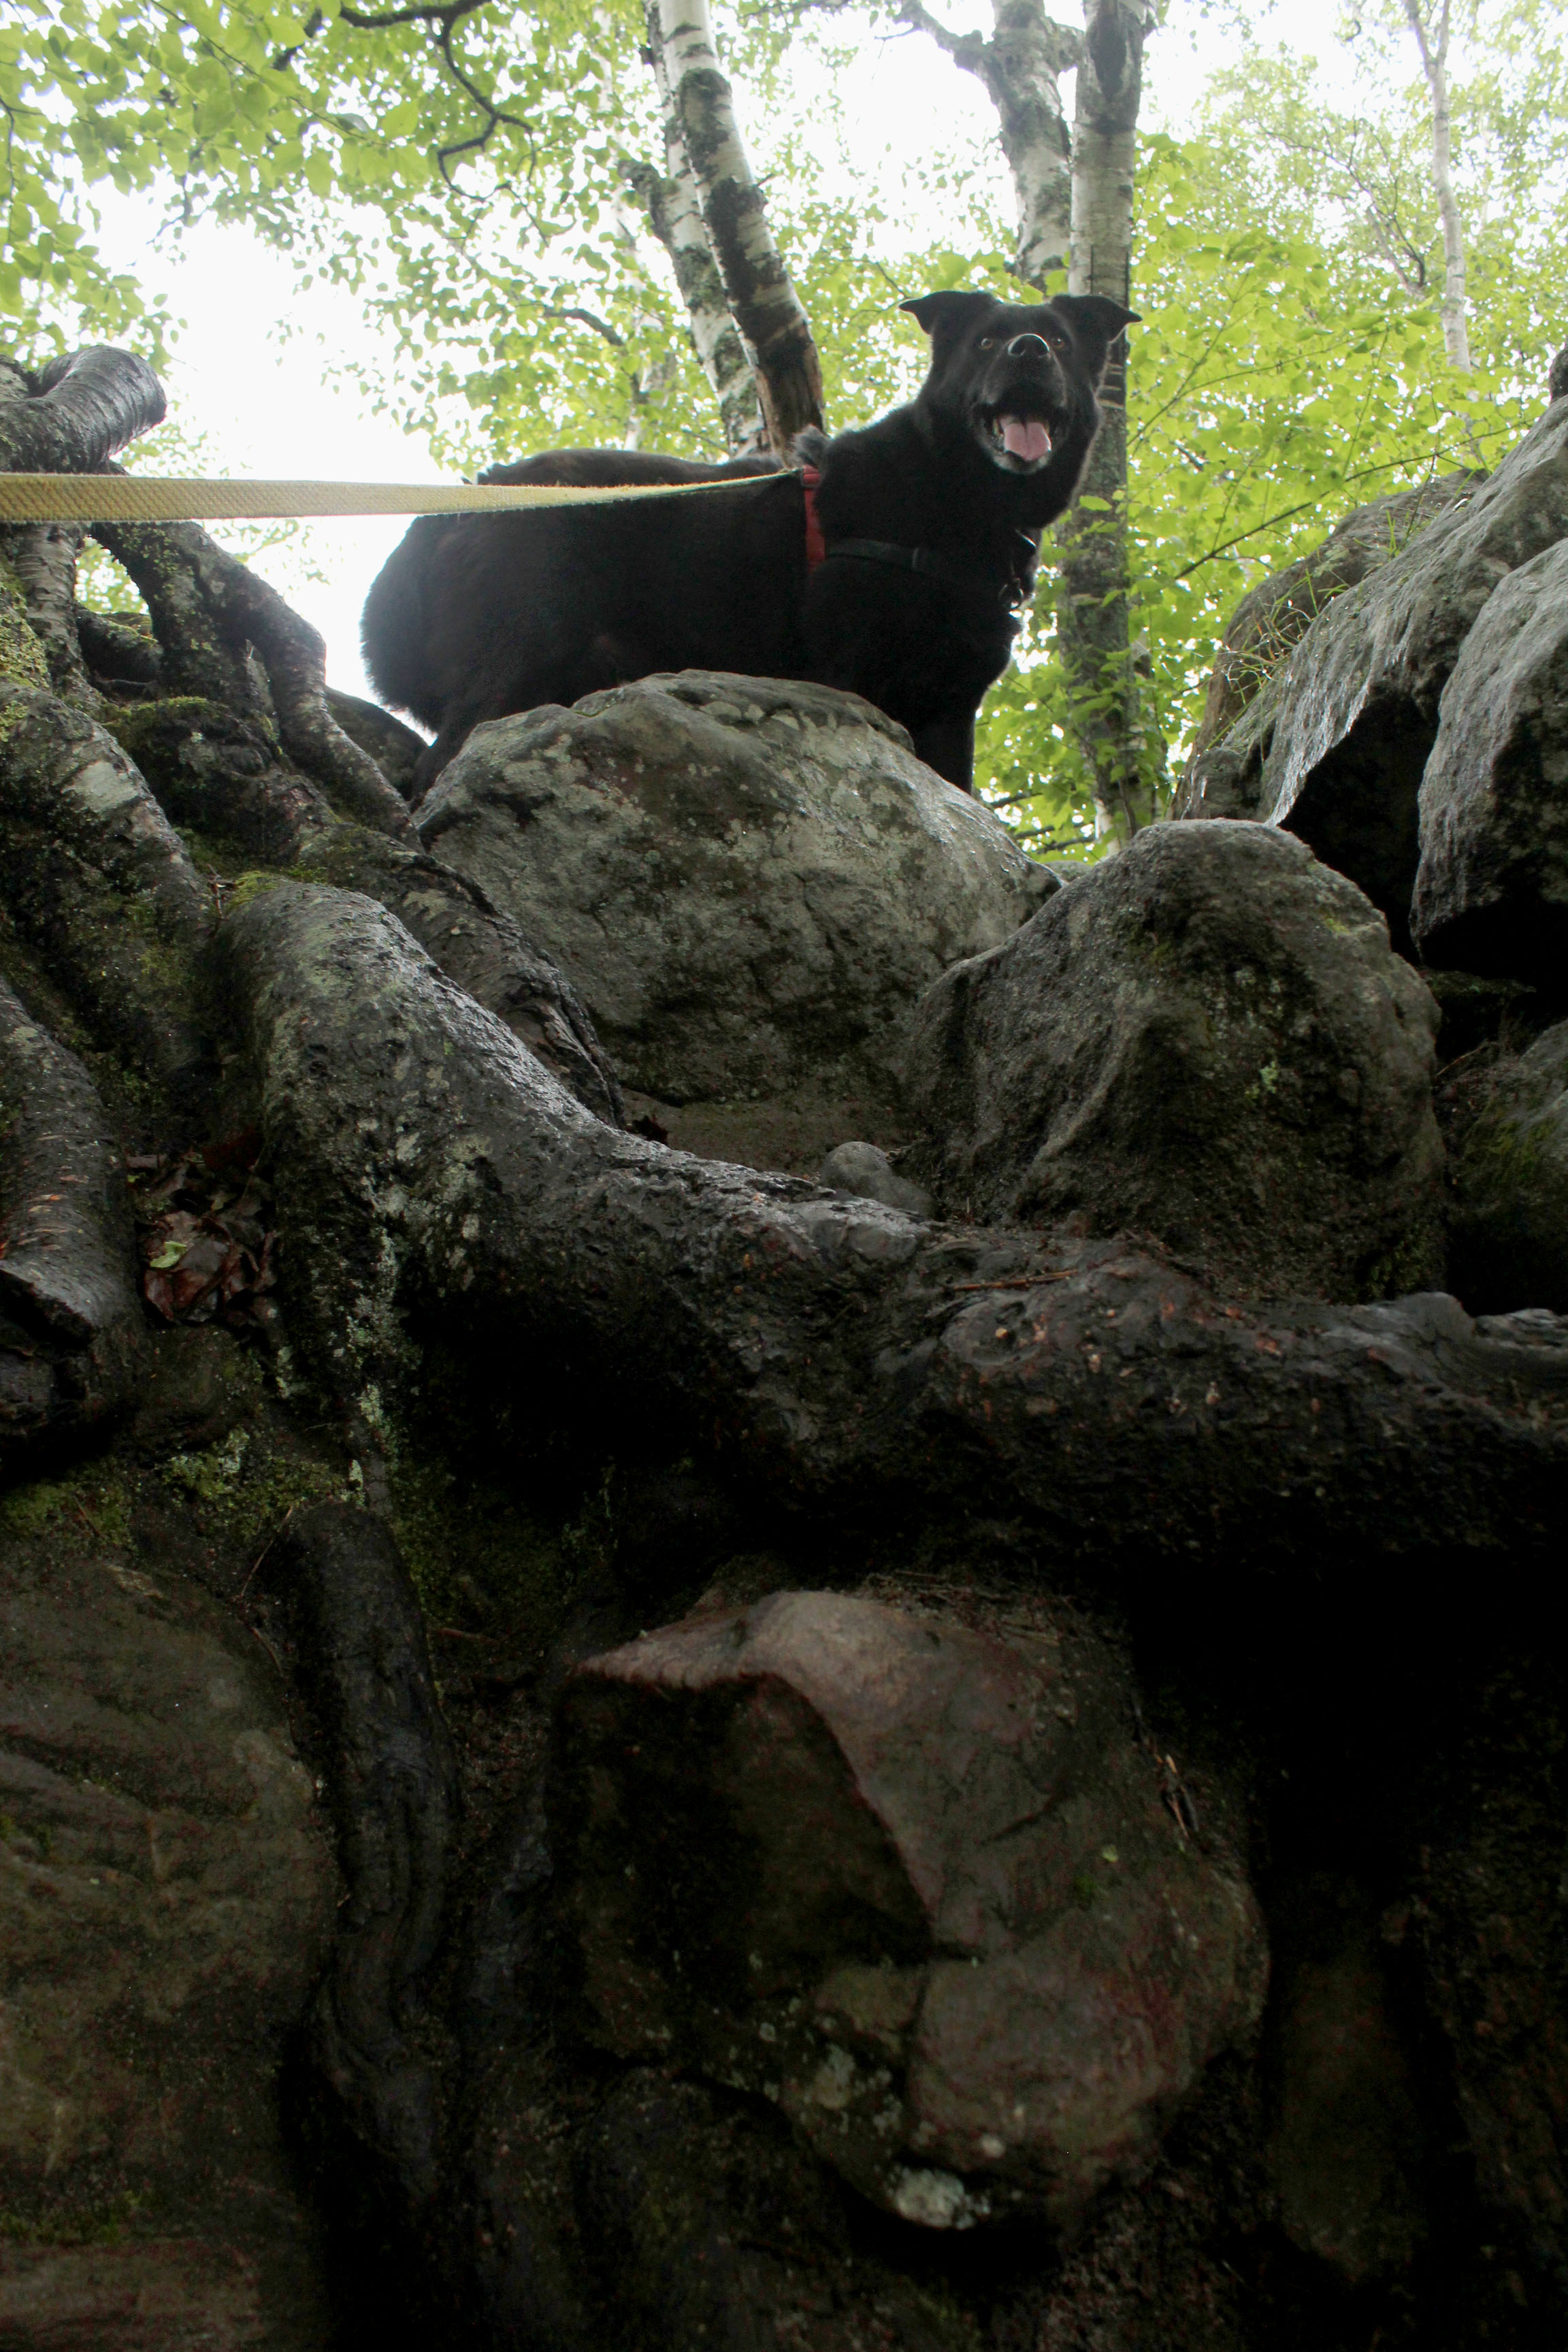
<box><xmin>910</xmin><ymin>712</ymin><xmax>977</xmax><ymax>795</ymax></box>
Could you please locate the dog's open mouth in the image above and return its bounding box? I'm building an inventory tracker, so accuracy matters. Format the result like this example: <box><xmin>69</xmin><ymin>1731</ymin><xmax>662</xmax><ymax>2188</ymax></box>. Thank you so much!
<box><xmin>981</xmin><ymin>410</ymin><xmax>1056</xmax><ymax>471</ymax></box>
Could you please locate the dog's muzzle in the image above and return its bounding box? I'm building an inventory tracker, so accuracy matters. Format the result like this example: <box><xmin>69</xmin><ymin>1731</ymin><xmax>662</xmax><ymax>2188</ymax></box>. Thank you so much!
<box><xmin>978</xmin><ymin>336</ymin><xmax>1062</xmax><ymax>473</ymax></box>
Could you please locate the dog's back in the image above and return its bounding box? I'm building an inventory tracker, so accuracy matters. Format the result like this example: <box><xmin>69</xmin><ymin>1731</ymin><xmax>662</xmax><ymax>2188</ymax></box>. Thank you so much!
<box><xmin>480</xmin><ymin>449</ymin><xmax>779</xmax><ymax>488</ymax></box>
<box><xmin>363</xmin><ymin>463</ymin><xmax>807</xmax><ymax>788</ymax></box>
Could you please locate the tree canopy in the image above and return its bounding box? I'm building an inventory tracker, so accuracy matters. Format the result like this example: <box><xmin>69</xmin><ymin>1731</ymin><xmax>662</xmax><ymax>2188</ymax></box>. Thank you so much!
<box><xmin>4</xmin><ymin>0</ymin><xmax>1565</xmax><ymax>847</ymax></box>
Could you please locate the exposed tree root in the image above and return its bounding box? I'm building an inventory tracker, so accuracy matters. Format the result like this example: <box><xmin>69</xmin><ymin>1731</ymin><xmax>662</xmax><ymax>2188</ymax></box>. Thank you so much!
<box><xmin>213</xmin><ymin>882</ymin><xmax>1568</xmax><ymax>1579</ymax></box>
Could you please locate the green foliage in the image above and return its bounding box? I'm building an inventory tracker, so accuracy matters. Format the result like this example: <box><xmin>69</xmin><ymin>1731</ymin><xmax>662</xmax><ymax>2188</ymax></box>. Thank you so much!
<box><xmin>987</xmin><ymin>4</ymin><xmax>1566</xmax><ymax>860</ymax></box>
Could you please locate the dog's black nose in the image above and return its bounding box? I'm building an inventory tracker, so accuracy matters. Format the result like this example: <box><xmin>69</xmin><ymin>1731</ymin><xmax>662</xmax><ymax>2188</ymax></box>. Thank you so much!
<box><xmin>1007</xmin><ymin>333</ymin><xmax>1049</xmax><ymax>358</ymax></box>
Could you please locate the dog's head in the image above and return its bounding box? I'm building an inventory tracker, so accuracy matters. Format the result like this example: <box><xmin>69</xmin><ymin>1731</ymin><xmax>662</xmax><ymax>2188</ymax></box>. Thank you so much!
<box><xmin>901</xmin><ymin>289</ymin><xmax>1139</xmax><ymax>476</ymax></box>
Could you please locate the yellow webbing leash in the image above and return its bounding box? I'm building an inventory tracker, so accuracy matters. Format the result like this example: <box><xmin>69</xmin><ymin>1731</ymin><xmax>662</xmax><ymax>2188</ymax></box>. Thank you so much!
<box><xmin>0</xmin><ymin>474</ymin><xmax>746</xmax><ymax>523</ymax></box>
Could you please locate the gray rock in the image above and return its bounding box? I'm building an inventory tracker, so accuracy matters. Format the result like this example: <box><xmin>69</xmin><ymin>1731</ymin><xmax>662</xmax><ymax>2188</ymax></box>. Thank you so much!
<box><xmin>416</xmin><ymin>671</ymin><xmax>1052</xmax><ymax>1106</ymax></box>
<box><xmin>1177</xmin><ymin>477</ymin><xmax>1476</xmax><ymax>823</ymax></box>
<box><xmin>1254</xmin><ymin>401</ymin><xmax>1568</xmax><ymax>941</ymax></box>
<box><xmin>552</xmin><ymin>1588</ymin><xmax>1264</xmax><ymax>2231</ymax></box>
<box><xmin>1268</xmin><ymin>1878</ymin><xmax>1428</xmax><ymax>2286</ymax></box>
<box><xmin>1439</xmin><ymin>1019</ymin><xmax>1568</xmax><ymax>1312</ymax></box>
<box><xmin>1411</xmin><ymin>537</ymin><xmax>1568</xmax><ymax>983</ymax></box>
<box><xmin>817</xmin><ymin>1139</ymin><xmax>932</xmax><ymax>1218</ymax></box>
<box><xmin>0</xmin><ymin>1518</ymin><xmax>337</xmax><ymax>2343</ymax></box>
<box><xmin>904</xmin><ymin>821</ymin><xmax>1444</xmax><ymax>1301</ymax></box>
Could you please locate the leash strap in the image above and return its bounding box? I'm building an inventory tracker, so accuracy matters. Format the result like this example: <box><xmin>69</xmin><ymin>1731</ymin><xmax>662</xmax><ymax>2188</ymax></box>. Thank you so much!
<box><xmin>0</xmin><ymin>472</ymin><xmax>757</xmax><ymax>523</ymax></box>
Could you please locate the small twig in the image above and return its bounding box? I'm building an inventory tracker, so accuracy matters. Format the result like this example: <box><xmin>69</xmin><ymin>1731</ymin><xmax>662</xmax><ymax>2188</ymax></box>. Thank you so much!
<box><xmin>249</xmin><ymin>1622</ymin><xmax>286</xmax><ymax>1676</ymax></box>
<box><xmin>72</xmin><ymin>1497</ymin><xmax>105</xmax><ymax>1542</ymax></box>
<box><xmin>949</xmin><ymin>1273</ymin><xmax>1069</xmax><ymax>1292</ymax></box>
<box><xmin>241</xmin><ymin>1505</ymin><xmax>297</xmax><ymax>1600</ymax></box>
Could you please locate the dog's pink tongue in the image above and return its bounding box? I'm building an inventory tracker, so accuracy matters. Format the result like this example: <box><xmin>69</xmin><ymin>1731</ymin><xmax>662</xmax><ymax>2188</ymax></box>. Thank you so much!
<box><xmin>1001</xmin><ymin>416</ymin><xmax>1051</xmax><ymax>461</ymax></box>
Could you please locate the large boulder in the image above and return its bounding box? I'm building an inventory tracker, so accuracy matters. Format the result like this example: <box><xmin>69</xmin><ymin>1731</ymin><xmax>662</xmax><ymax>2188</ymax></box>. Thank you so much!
<box><xmin>1438</xmin><ymin>1017</ymin><xmax>1568</xmax><ymax>1312</ymax></box>
<box><xmin>1411</xmin><ymin>538</ymin><xmax>1568</xmax><ymax>983</ymax></box>
<box><xmin>1247</xmin><ymin>400</ymin><xmax>1568</xmax><ymax>942</ymax></box>
<box><xmin>1176</xmin><ymin>476</ymin><xmax>1476</xmax><ymax>823</ymax></box>
<box><xmin>904</xmin><ymin>821</ymin><xmax>1444</xmax><ymax>1301</ymax></box>
<box><xmin>551</xmin><ymin>1588</ymin><xmax>1265</xmax><ymax>2232</ymax></box>
<box><xmin>414</xmin><ymin>671</ymin><xmax>1051</xmax><ymax>1109</ymax></box>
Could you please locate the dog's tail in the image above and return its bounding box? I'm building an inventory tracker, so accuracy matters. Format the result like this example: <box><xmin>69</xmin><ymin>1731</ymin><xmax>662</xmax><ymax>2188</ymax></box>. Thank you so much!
<box><xmin>361</xmin><ymin>525</ymin><xmax>440</xmax><ymax>725</ymax></box>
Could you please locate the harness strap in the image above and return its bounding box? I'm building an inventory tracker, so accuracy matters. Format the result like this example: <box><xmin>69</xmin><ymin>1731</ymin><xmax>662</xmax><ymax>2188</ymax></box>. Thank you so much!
<box><xmin>800</xmin><ymin>466</ymin><xmax>1025</xmax><ymax>632</ymax></box>
<box><xmin>801</xmin><ymin>465</ymin><xmax>827</xmax><ymax>569</ymax></box>
<box><xmin>821</xmin><ymin>537</ymin><xmax>1024</xmax><ymax>630</ymax></box>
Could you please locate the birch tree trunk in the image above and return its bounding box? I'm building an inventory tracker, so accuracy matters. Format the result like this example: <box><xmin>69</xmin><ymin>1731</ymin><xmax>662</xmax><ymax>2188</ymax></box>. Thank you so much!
<box><xmin>898</xmin><ymin>1</ymin><xmax>1081</xmax><ymax>291</ymax></box>
<box><xmin>1055</xmin><ymin>0</ymin><xmax>1160</xmax><ymax>844</ymax></box>
<box><xmin>649</xmin><ymin>0</ymin><xmax>823</xmax><ymax>457</ymax></box>
<box><xmin>1403</xmin><ymin>0</ymin><xmax>1473</xmax><ymax>372</ymax></box>
<box><xmin>629</xmin><ymin>16</ymin><xmax>768</xmax><ymax>455</ymax></box>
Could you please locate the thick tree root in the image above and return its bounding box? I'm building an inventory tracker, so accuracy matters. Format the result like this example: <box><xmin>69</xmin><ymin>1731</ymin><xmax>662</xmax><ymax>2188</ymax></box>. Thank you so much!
<box><xmin>275</xmin><ymin>1504</ymin><xmax>461</xmax><ymax>2210</ymax></box>
<box><xmin>299</xmin><ymin>827</ymin><xmax>624</xmax><ymax>1125</ymax></box>
<box><xmin>97</xmin><ymin>515</ymin><xmax>416</xmax><ymax>841</ymax></box>
<box><xmin>0</xmin><ymin>521</ymin><xmax>97</xmax><ymax>706</ymax></box>
<box><xmin>0</xmin><ymin>974</ymin><xmax>141</xmax><ymax>1474</ymax></box>
<box><xmin>0</xmin><ymin>345</ymin><xmax>165</xmax><ymax>473</ymax></box>
<box><xmin>0</xmin><ymin>681</ymin><xmax>212</xmax><ymax>1125</ymax></box>
<box><xmin>213</xmin><ymin>883</ymin><xmax>1568</xmax><ymax>1577</ymax></box>
<box><xmin>112</xmin><ymin>696</ymin><xmax>338</xmax><ymax>866</ymax></box>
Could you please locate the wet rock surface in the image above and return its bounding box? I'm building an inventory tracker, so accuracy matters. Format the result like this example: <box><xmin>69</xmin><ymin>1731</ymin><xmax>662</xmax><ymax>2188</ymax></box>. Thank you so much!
<box><xmin>552</xmin><ymin>1588</ymin><xmax>1266</xmax><ymax>2230</ymax></box>
<box><xmin>415</xmin><ymin>670</ymin><xmax>1051</xmax><ymax>1106</ymax></box>
<box><xmin>1412</xmin><ymin>536</ymin><xmax>1568</xmax><ymax>984</ymax></box>
<box><xmin>1252</xmin><ymin>398</ymin><xmax>1568</xmax><ymax>941</ymax></box>
<box><xmin>1439</xmin><ymin>1019</ymin><xmax>1568</xmax><ymax>1312</ymax></box>
<box><xmin>0</xmin><ymin>1483</ymin><xmax>338</xmax><ymax>2350</ymax></box>
<box><xmin>905</xmin><ymin>821</ymin><xmax>1443</xmax><ymax>1300</ymax></box>
<box><xmin>1177</xmin><ymin>476</ymin><xmax>1476</xmax><ymax>824</ymax></box>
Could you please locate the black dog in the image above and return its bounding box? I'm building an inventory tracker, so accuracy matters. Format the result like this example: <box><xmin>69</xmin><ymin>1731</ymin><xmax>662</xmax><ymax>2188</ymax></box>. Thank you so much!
<box><xmin>363</xmin><ymin>289</ymin><xmax>1135</xmax><ymax>796</ymax></box>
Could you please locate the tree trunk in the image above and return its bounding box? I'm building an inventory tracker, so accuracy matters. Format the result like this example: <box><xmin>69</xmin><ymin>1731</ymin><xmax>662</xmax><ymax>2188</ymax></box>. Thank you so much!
<box><xmin>629</xmin><ymin>18</ymin><xmax>768</xmax><ymax>454</ymax></box>
<box><xmin>898</xmin><ymin>0</ymin><xmax>1081</xmax><ymax>291</ymax></box>
<box><xmin>649</xmin><ymin>0</ymin><xmax>824</xmax><ymax>458</ymax></box>
<box><xmin>1404</xmin><ymin>1</ymin><xmax>1473</xmax><ymax>372</ymax></box>
<box><xmin>1055</xmin><ymin>0</ymin><xmax>1161</xmax><ymax>844</ymax></box>
<box><xmin>0</xmin><ymin>346</ymin><xmax>165</xmax><ymax>474</ymax></box>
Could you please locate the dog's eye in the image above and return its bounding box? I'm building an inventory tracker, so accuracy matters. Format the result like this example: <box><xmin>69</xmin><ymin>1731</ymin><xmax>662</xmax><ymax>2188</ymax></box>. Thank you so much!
<box><xmin>978</xmin><ymin>337</ymin><xmax>996</xmax><ymax>350</ymax></box>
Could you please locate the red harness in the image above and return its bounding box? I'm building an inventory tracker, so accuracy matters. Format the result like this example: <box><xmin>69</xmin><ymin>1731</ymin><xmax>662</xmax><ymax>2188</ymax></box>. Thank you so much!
<box><xmin>801</xmin><ymin>465</ymin><xmax>827</xmax><ymax>570</ymax></box>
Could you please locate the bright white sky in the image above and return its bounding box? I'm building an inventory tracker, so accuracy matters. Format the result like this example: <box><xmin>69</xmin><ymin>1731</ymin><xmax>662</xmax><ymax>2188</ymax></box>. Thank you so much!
<box><xmin>83</xmin><ymin>8</ymin><xmax>1294</xmax><ymax>702</ymax></box>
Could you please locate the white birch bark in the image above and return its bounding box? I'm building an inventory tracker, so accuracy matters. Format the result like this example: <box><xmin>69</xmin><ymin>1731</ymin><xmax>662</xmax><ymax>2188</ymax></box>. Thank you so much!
<box><xmin>649</xmin><ymin>0</ymin><xmax>823</xmax><ymax>456</ymax></box>
<box><xmin>1403</xmin><ymin>0</ymin><xmax>1473</xmax><ymax>372</ymax></box>
<box><xmin>898</xmin><ymin>1</ymin><xmax>1082</xmax><ymax>292</ymax></box>
<box><xmin>629</xmin><ymin>19</ymin><xmax>767</xmax><ymax>454</ymax></box>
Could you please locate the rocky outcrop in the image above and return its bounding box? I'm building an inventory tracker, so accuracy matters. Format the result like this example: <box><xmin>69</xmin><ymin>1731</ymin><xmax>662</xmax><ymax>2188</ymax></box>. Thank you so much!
<box><xmin>904</xmin><ymin>821</ymin><xmax>1444</xmax><ymax>1300</ymax></box>
<box><xmin>1177</xmin><ymin>475</ymin><xmax>1476</xmax><ymax>822</ymax></box>
<box><xmin>416</xmin><ymin>671</ymin><xmax>1051</xmax><ymax>1106</ymax></box>
<box><xmin>1439</xmin><ymin>1019</ymin><xmax>1568</xmax><ymax>1312</ymax></box>
<box><xmin>1412</xmin><ymin>537</ymin><xmax>1568</xmax><ymax>983</ymax></box>
<box><xmin>553</xmin><ymin>1588</ymin><xmax>1264</xmax><ymax>2229</ymax></box>
<box><xmin>1189</xmin><ymin>402</ymin><xmax>1568</xmax><ymax>943</ymax></box>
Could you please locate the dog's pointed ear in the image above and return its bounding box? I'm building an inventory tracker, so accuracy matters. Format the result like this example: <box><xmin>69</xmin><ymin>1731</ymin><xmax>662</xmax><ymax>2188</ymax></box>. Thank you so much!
<box><xmin>1049</xmin><ymin>295</ymin><xmax>1140</xmax><ymax>348</ymax></box>
<box><xmin>900</xmin><ymin>290</ymin><xmax>997</xmax><ymax>340</ymax></box>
